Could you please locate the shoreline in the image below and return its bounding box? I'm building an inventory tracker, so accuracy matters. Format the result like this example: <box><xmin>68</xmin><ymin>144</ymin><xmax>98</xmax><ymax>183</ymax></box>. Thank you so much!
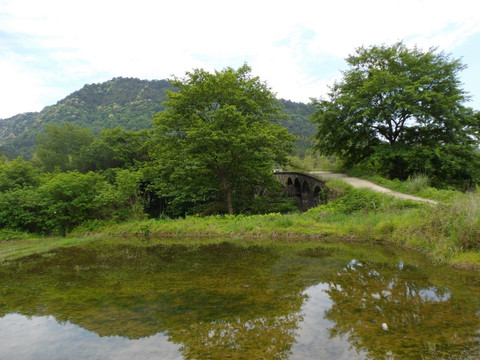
<box><xmin>2</xmin><ymin>223</ymin><xmax>479</xmax><ymax>271</ymax></box>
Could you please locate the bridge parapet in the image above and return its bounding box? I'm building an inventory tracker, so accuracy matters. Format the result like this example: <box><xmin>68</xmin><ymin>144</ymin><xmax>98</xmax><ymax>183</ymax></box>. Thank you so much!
<box><xmin>274</xmin><ymin>171</ymin><xmax>327</xmax><ymax>212</ymax></box>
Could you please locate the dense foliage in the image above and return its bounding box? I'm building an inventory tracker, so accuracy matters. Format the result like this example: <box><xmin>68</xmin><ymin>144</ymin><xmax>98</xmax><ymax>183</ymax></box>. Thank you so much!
<box><xmin>0</xmin><ymin>66</ymin><xmax>302</xmax><ymax>234</ymax></box>
<box><xmin>280</xmin><ymin>100</ymin><xmax>316</xmax><ymax>157</ymax></box>
<box><xmin>1</xmin><ymin>142</ymin><xmax>154</xmax><ymax>234</ymax></box>
<box><xmin>311</xmin><ymin>42</ymin><xmax>480</xmax><ymax>188</ymax></box>
<box><xmin>34</xmin><ymin>123</ymin><xmax>95</xmax><ymax>172</ymax></box>
<box><xmin>150</xmin><ymin>65</ymin><xmax>295</xmax><ymax>215</ymax></box>
<box><xmin>2</xmin><ymin>48</ymin><xmax>480</xmax><ymax>241</ymax></box>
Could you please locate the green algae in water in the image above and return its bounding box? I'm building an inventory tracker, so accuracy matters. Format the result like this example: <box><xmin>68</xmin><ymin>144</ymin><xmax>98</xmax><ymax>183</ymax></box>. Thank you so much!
<box><xmin>0</xmin><ymin>240</ymin><xmax>479</xmax><ymax>359</ymax></box>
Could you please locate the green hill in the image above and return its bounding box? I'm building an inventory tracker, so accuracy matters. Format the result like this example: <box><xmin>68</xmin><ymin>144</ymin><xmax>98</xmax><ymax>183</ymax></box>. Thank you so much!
<box><xmin>0</xmin><ymin>77</ymin><xmax>315</xmax><ymax>158</ymax></box>
<box><xmin>0</xmin><ymin>77</ymin><xmax>173</xmax><ymax>158</ymax></box>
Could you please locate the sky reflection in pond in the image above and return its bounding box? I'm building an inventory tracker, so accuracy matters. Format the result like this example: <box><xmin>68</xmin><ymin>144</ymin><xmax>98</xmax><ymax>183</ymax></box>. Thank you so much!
<box><xmin>0</xmin><ymin>240</ymin><xmax>479</xmax><ymax>359</ymax></box>
<box><xmin>0</xmin><ymin>313</ymin><xmax>182</xmax><ymax>360</ymax></box>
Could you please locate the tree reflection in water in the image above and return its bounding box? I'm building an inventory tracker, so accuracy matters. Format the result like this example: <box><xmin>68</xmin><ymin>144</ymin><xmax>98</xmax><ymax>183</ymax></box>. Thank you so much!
<box><xmin>0</xmin><ymin>241</ymin><xmax>479</xmax><ymax>359</ymax></box>
<box><xmin>0</xmin><ymin>242</ymin><xmax>309</xmax><ymax>359</ymax></box>
<box><xmin>323</xmin><ymin>259</ymin><xmax>480</xmax><ymax>359</ymax></box>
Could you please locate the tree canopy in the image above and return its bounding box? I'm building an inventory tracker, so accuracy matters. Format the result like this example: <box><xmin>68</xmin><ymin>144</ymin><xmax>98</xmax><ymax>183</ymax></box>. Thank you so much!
<box><xmin>311</xmin><ymin>42</ymin><xmax>480</xmax><ymax>187</ymax></box>
<box><xmin>150</xmin><ymin>64</ymin><xmax>294</xmax><ymax>215</ymax></box>
<box><xmin>33</xmin><ymin>123</ymin><xmax>95</xmax><ymax>172</ymax></box>
<box><xmin>77</xmin><ymin>127</ymin><xmax>150</xmax><ymax>172</ymax></box>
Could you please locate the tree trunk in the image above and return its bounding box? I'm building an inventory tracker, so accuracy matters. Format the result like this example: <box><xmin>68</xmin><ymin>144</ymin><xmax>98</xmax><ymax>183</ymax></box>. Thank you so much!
<box><xmin>225</xmin><ymin>188</ymin><xmax>234</xmax><ymax>215</ymax></box>
<box><xmin>221</xmin><ymin>175</ymin><xmax>234</xmax><ymax>215</ymax></box>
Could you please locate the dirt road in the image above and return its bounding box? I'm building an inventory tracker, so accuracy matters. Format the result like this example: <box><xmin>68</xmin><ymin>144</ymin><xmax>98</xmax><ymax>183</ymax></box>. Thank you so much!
<box><xmin>310</xmin><ymin>171</ymin><xmax>438</xmax><ymax>205</ymax></box>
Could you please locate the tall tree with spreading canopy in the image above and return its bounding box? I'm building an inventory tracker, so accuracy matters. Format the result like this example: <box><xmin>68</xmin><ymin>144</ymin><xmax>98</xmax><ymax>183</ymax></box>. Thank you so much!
<box><xmin>150</xmin><ymin>65</ymin><xmax>294</xmax><ymax>215</ymax></box>
<box><xmin>311</xmin><ymin>42</ymin><xmax>480</xmax><ymax>187</ymax></box>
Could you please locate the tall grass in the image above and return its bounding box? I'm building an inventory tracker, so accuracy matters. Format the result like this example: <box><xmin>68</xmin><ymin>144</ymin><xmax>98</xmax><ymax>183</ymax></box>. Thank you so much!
<box><xmin>405</xmin><ymin>173</ymin><xmax>430</xmax><ymax>193</ymax></box>
<box><xmin>412</xmin><ymin>192</ymin><xmax>480</xmax><ymax>250</ymax></box>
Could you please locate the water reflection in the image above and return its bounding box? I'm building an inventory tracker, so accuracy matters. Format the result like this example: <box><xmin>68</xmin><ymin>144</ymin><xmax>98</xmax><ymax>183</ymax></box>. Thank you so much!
<box><xmin>324</xmin><ymin>259</ymin><xmax>480</xmax><ymax>359</ymax></box>
<box><xmin>0</xmin><ymin>243</ymin><xmax>310</xmax><ymax>359</ymax></box>
<box><xmin>0</xmin><ymin>241</ymin><xmax>479</xmax><ymax>359</ymax></box>
<box><xmin>0</xmin><ymin>313</ymin><xmax>182</xmax><ymax>360</ymax></box>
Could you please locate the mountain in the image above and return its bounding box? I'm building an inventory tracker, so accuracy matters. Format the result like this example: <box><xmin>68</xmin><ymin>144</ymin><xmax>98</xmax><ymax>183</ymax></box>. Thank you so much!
<box><xmin>0</xmin><ymin>77</ymin><xmax>174</xmax><ymax>158</ymax></box>
<box><xmin>0</xmin><ymin>77</ymin><xmax>315</xmax><ymax>158</ymax></box>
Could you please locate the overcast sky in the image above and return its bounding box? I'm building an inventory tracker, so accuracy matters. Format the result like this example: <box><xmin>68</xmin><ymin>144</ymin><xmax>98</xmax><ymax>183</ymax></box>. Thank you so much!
<box><xmin>1</xmin><ymin>0</ymin><xmax>479</xmax><ymax>119</ymax></box>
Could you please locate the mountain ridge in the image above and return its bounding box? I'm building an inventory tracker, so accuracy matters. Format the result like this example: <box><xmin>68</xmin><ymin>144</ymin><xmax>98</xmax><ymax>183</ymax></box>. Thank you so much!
<box><xmin>0</xmin><ymin>77</ymin><xmax>315</xmax><ymax>158</ymax></box>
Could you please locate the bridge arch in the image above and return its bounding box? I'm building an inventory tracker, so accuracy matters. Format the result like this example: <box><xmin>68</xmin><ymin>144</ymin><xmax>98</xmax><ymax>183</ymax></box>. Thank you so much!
<box><xmin>293</xmin><ymin>178</ymin><xmax>301</xmax><ymax>197</ymax></box>
<box><xmin>302</xmin><ymin>180</ymin><xmax>310</xmax><ymax>194</ymax></box>
<box><xmin>274</xmin><ymin>171</ymin><xmax>327</xmax><ymax>211</ymax></box>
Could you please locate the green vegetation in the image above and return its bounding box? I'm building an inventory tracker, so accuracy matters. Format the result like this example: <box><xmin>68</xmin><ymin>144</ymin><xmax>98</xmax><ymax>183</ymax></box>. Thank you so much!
<box><xmin>280</xmin><ymin>100</ymin><xmax>316</xmax><ymax>157</ymax></box>
<box><xmin>354</xmin><ymin>173</ymin><xmax>459</xmax><ymax>203</ymax></box>
<box><xmin>34</xmin><ymin>122</ymin><xmax>95</xmax><ymax>172</ymax></box>
<box><xmin>0</xmin><ymin>78</ymin><xmax>315</xmax><ymax>160</ymax></box>
<box><xmin>311</xmin><ymin>42</ymin><xmax>480</xmax><ymax>188</ymax></box>
<box><xmin>1</xmin><ymin>48</ymin><xmax>480</xmax><ymax>271</ymax></box>
<box><xmin>3</xmin><ymin>152</ymin><xmax>479</xmax><ymax>269</ymax></box>
<box><xmin>31</xmin><ymin>124</ymin><xmax>150</xmax><ymax>173</ymax></box>
<box><xmin>0</xmin><ymin>78</ymin><xmax>173</xmax><ymax>158</ymax></box>
<box><xmin>61</xmin><ymin>180</ymin><xmax>477</xmax><ymax>269</ymax></box>
<box><xmin>0</xmin><ymin>170</ymin><xmax>130</xmax><ymax>235</ymax></box>
<box><xmin>286</xmin><ymin>153</ymin><xmax>341</xmax><ymax>172</ymax></box>
<box><xmin>150</xmin><ymin>65</ymin><xmax>294</xmax><ymax>215</ymax></box>
<box><xmin>0</xmin><ymin>65</ymin><xmax>298</xmax><ymax>234</ymax></box>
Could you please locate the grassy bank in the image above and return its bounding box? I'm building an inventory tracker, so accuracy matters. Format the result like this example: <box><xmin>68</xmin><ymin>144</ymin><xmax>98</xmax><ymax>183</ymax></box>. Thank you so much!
<box><xmin>2</xmin><ymin>181</ymin><xmax>479</xmax><ymax>270</ymax></box>
<box><xmin>75</xmin><ymin>181</ymin><xmax>480</xmax><ymax>269</ymax></box>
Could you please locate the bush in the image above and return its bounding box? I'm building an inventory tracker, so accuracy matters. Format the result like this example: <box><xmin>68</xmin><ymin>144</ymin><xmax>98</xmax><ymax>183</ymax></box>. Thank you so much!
<box><xmin>0</xmin><ymin>157</ymin><xmax>40</xmax><ymax>191</ymax></box>
<box><xmin>0</xmin><ymin>187</ymin><xmax>42</xmax><ymax>233</ymax></box>
<box><xmin>0</xmin><ymin>171</ymin><xmax>132</xmax><ymax>235</ymax></box>
<box><xmin>35</xmin><ymin>172</ymin><xmax>115</xmax><ymax>234</ymax></box>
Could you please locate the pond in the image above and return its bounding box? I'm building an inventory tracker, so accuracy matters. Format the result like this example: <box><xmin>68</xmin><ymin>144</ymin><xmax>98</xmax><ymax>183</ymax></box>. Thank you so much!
<box><xmin>0</xmin><ymin>239</ymin><xmax>479</xmax><ymax>359</ymax></box>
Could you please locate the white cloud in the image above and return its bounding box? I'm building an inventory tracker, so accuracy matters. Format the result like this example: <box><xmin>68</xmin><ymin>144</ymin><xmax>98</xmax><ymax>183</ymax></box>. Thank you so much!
<box><xmin>0</xmin><ymin>58</ymin><xmax>48</xmax><ymax>117</ymax></box>
<box><xmin>0</xmin><ymin>0</ymin><xmax>479</xmax><ymax>118</ymax></box>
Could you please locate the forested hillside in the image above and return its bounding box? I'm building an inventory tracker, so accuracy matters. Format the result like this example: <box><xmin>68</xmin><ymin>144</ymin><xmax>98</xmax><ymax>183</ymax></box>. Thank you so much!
<box><xmin>280</xmin><ymin>100</ymin><xmax>316</xmax><ymax>156</ymax></box>
<box><xmin>0</xmin><ymin>78</ymin><xmax>173</xmax><ymax>158</ymax></box>
<box><xmin>0</xmin><ymin>78</ymin><xmax>315</xmax><ymax>158</ymax></box>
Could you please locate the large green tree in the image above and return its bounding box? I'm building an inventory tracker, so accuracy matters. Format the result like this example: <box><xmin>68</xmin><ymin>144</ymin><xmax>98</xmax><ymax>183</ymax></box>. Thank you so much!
<box><xmin>311</xmin><ymin>42</ymin><xmax>480</xmax><ymax>187</ymax></box>
<box><xmin>33</xmin><ymin>123</ymin><xmax>95</xmax><ymax>172</ymax></box>
<box><xmin>150</xmin><ymin>65</ymin><xmax>294</xmax><ymax>215</ymax></box>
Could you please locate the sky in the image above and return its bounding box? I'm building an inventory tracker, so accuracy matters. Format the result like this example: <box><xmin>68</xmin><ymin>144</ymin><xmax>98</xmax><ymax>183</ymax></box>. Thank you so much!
<box><xmin>1</xmin><ymin>0</ymin><xmax>479</xmax><ymax>119</ymax></box>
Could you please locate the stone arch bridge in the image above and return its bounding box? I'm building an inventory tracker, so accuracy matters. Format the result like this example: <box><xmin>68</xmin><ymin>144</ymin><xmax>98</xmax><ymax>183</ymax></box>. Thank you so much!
<box><xmin>274</xmin><ymin>171</ymin><xmax>327</xmax><ymax>212</ymax></box>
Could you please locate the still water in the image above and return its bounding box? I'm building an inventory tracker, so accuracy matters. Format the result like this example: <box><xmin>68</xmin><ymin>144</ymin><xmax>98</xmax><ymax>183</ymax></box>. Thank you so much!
<box><xmin>0</xmin><ymin>240</ymin><xmax>479</xmax><ymax>359</ymax></box>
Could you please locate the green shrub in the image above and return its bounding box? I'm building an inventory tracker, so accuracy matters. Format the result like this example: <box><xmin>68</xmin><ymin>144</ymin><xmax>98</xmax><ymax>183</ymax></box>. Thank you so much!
<box><xmin>0</xmin><ymin>187</ymin><xmax>42</xmax><ymax>233</ymax></box>
<box><xmin>0</xmin><ymin>171</ymin><xmax>134</xmax><ymax>236</ymax></box>
<box><xmin>36</xmin><ymin>171</ymin><xmax>114</xmax><ymax>235</ymax></box>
